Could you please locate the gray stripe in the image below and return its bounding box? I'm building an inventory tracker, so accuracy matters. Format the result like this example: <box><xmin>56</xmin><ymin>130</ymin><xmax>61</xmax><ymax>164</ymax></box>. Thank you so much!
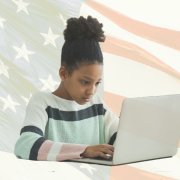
<box><xmin>45</xmin><ymin>104</ymin><xmax>106</xmax><ymax>121</ymax></box>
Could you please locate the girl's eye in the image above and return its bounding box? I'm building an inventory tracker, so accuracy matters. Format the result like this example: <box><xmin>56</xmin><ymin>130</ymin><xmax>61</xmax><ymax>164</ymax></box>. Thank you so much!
<box><xmin>81</xmin><ymin>81</ymin><xmax>101</xmax><ymax>85</ymax></box>
<box><xmin>96</xmin><ymin>82</ymin><xmax>101</xmax><ymax>85</ymax></box>
<box><xmin>82</xmin><ymin>81</ymin><xmax>88</xmax><ymax>84</ymax></box>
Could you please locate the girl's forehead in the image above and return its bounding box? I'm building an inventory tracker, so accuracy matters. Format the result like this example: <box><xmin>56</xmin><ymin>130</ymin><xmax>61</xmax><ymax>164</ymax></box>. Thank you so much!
<box><xmin>73</xmin><ymin>66</ymin><xmax>103</xmax><ymax>80</ymax></box>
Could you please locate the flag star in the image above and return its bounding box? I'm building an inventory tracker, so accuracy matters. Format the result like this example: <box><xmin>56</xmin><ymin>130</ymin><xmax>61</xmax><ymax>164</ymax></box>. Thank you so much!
<box><xmin>21</xmin><ymin>93</ymin><xmax>32</xmax><ymax>106</ymax></box>
<box><xmin>12</xmin><ymin>0</ymin><xmax>29</xmax><ymax>15</ymax></box>
<box><xmin>40</xmin><ymin>27</ymin><xmax>60</xmax><ymax>48</ymax></box>
<box><xmin>0</xmin><ymin>95</ymin><xmax>20</xmax><ymax>112</ymax></box>
<box><xmin>0</xmin><ymin>59</ymin><xmax>10</xmax><ymax>78</ymax></box>
<box><xmin>0</xmin><ymin>17</ymin><xmax>6</xmax><ymax>29</ymax></box>
<box><xmin>58</xmin><ymin>13</ymin><xmax>66</xmax><ymax>27</ymax></box>
<box><xmin>79</xmin><ymin>164</ymin><xmax>97</xmax><ymax>174</ymax></box>
<box><xmin>39</xmin><ymin>74</ymin><xmax>59</xmax><ymax>91</ymax></box>
<box><xmin>13</xmin><ymin>42</ymin><xmax>35</xmax><ymax>62</ymax></box>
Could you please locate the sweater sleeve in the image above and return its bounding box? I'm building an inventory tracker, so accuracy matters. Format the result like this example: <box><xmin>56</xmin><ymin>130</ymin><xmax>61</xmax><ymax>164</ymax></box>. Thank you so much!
<box><xmin>103</xmin><ymin>101</ymin><xmax>119</xmax><ymax>147</ymax></box>
<box><xmin>14</xmin><ymin>95</ymin><xmax>89</xmax><ymax>161</ymax></box>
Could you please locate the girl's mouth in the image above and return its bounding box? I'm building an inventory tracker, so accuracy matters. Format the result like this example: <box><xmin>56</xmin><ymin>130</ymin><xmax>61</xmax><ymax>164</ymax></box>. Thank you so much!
<box><xmin>83</xmin><ymin>98</ymin><xmax>90</xmax><ymax>102</ymax></box>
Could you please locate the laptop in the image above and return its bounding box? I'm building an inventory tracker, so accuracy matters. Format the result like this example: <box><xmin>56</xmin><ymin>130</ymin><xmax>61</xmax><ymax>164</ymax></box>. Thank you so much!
<box><xmin>62</xmin><ymin>94</ymin><xmax>180</xmax><ymax>166</ymax></box>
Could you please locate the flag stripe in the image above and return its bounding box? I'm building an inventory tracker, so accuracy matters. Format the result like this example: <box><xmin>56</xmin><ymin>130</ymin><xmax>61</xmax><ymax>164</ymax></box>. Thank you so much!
<box><xmin>100</xmin><ymin>35</ymin><xmax>180</xmax><ymax>80</ymax></box>
<box><xmin>86</xmin><ymin>0</ymin><xmax>180</xmax><ymax>51</ymax></box>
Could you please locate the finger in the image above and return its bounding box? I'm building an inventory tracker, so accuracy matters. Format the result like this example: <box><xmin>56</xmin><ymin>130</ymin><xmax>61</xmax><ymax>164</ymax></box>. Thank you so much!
<box><xmin>102</xmin><ymin>144</ymin><xmax>114</xmax><ymax>152</ymax></box>
<box><xmin>107</xmin><ymin>149</ymin><xmax>114</xmax><ymax>156</ymax></box>
<box><xmin>101</xmin><ymin>148</ymin><xmax>114</xmax><ymax>157</ymax></box>
<box><xmin>99</xmin><ymin>152</ymin><xmax>109</xmax><ymax>159</ymax></box>
<box><xmin>105</xmin><ymin>144</ymin><xmax>114</xmax><ymax>152</ymax></box>
<box><xmin>110</xmin><ymin>146</ymin><xmax>114</xmax><ymax>152</ymax></box>
<box><xmin>104</xmin><ymin>148</ymin><xmax>114</xmax><ymax>156</ymax></box>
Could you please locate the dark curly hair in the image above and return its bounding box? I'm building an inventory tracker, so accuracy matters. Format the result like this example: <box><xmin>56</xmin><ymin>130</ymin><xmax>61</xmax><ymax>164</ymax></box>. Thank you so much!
<box><xmin>61</xmin><ymin>15</ymin><xmax>106</xmax><ymax>77</ymax></box>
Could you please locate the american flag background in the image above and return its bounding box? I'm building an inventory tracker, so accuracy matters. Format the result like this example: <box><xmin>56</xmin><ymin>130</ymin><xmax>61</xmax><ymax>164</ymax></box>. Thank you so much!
<box><xmin>0</xmin><ymin>0</ymin><xmax>180</xmax><ymax>179</ymax></box>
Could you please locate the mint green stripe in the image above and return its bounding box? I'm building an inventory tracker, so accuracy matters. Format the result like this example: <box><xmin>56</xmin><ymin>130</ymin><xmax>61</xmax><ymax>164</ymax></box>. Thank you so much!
<box><xmin>44</xmin><ymin>115</ymin><xmax>105</xmax><ymax>145</ymax></box>
<box><xmin>14</xmin><ymin>132</ymin><xmax>41</xmax><ymax>160</ymax></box>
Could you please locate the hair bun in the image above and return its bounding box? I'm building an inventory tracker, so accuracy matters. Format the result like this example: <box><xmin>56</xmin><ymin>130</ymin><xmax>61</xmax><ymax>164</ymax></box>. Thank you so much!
<box><xmin>63</xmin><ymin>15</ymin><xmax>106</xmax><ymax>42</ymax></box>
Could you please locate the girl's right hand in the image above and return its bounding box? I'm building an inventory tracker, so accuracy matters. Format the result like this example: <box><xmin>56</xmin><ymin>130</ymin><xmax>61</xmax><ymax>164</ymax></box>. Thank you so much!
<box><xmin>80</xmin><ymin>144</ymin><xmax>114</xmax><ymax>159</ymax></box>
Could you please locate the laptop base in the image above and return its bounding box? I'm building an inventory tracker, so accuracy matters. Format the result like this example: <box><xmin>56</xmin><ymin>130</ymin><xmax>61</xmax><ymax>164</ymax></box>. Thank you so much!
<box><xmin>61</xmin><ymin>156</ymin><xmax>172</xmax><ymax>166</ymax></box>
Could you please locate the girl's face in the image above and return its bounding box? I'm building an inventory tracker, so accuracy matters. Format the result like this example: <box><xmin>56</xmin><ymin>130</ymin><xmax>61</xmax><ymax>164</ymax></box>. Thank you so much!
<box><xmin>60</xmin><ymin>63</ymin><xmax>103</xmax><ymax>105</ymax></box>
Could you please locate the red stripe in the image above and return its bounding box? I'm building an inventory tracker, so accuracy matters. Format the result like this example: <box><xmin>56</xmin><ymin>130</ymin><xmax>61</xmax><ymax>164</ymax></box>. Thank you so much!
<box><xmin>104</xmin><ymin>91</ymin><xmax>126</xmax><ymax>117</ymax></box>
<box><xmin>56</xmin><ymin>144</ymin><xmax>89</xmax><ymax>161</ymax></box>
<box><xmin>86</xmin><ymin>0</ymin><xmax>180</xmax><ymax>51</ymax></box>
<box><xmin>100</xmin><ymin>34</ymin><xmax>180</xmax><ymax>80</ymax></box>
<box><xmin>111</xmin><ymin>165</ymin><xmax>177</xmax><ymax>180</ymax></box>
<box><xmin>37</xmin><ymin>140</ymin><xmax>53</xmax><ymax>161</ymax></box>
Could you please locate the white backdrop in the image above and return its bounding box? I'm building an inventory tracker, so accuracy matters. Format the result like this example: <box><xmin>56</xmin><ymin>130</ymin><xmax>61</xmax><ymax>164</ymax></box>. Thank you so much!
<box><xmin>0</xmin><ymin>0</ymin><xmax>180</xmax><ymax>180</ymax></box>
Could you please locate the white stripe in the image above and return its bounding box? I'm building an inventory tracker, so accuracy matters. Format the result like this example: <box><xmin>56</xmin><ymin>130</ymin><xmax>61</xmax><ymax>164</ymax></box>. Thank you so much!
<box><xmin>103</xmin><ymin>53</ymin><xmax>180</xmax><ymax>97</ymax></box>
<box><xmin>80</xmin><ymin>3</ymin><xmax>180</xmax><ymax>73</ymax></box>
<box><xmin>91</xmin><ymin>0</ymin><xmax>180</xmax><ymax>31</ymax></box>
<box><xmin>129</xmin><ymin>155</ymin><xmax>180</xmax><ymax>179</ymax></box>
<box><xmin>47</xmin><ymin>142</ymin><xmax>64</xmax><ymax>161</ymax></box>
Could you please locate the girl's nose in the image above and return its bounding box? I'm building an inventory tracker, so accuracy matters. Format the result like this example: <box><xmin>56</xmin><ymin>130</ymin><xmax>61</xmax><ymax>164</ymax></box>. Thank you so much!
<box><xmin>87</xmin><ymin>84</ymin><xmax>96</xmax><ymax>95</ymax></box>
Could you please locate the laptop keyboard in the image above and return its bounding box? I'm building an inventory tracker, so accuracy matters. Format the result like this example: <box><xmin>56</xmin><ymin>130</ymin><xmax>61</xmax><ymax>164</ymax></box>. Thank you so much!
<box><xmin>91</xmin><ymin>156</ymin><xmax>113</xmax><ymax>161</ymax></box>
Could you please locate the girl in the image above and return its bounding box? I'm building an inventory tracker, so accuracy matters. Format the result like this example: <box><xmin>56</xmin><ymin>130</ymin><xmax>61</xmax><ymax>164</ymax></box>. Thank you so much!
<box><xmin>14</xmin><ymin>16</ymin><xmax>119</xmax><ymax>162</ymax></box>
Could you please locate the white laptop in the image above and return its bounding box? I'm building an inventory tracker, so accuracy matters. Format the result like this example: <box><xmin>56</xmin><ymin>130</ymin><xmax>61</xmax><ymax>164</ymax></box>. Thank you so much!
<box><xmin>63</xmin><ymin>94</ymin><xmax>180</xmax><ymax>166</ymax></box>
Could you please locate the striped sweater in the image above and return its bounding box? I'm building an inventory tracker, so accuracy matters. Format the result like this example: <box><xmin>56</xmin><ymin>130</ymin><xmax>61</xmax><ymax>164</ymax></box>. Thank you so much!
<box><xmin>14</xmin><ymin>91</ymin><xmax>119</xmax><ymax>161</ymax></box>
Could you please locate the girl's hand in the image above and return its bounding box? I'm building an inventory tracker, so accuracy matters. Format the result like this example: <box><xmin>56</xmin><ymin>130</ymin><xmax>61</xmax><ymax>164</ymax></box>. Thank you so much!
<box><xmin>80</xmin><ymin>144</ymin><xmax>114</xmax><ymax>159</ymax></box>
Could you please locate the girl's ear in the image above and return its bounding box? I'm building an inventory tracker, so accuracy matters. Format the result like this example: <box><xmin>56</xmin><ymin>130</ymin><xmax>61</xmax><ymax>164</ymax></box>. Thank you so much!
<box><xmin>59</xmin><ymin>66</ymin><xmax>67</xmax><ymax>81</ymax></box>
